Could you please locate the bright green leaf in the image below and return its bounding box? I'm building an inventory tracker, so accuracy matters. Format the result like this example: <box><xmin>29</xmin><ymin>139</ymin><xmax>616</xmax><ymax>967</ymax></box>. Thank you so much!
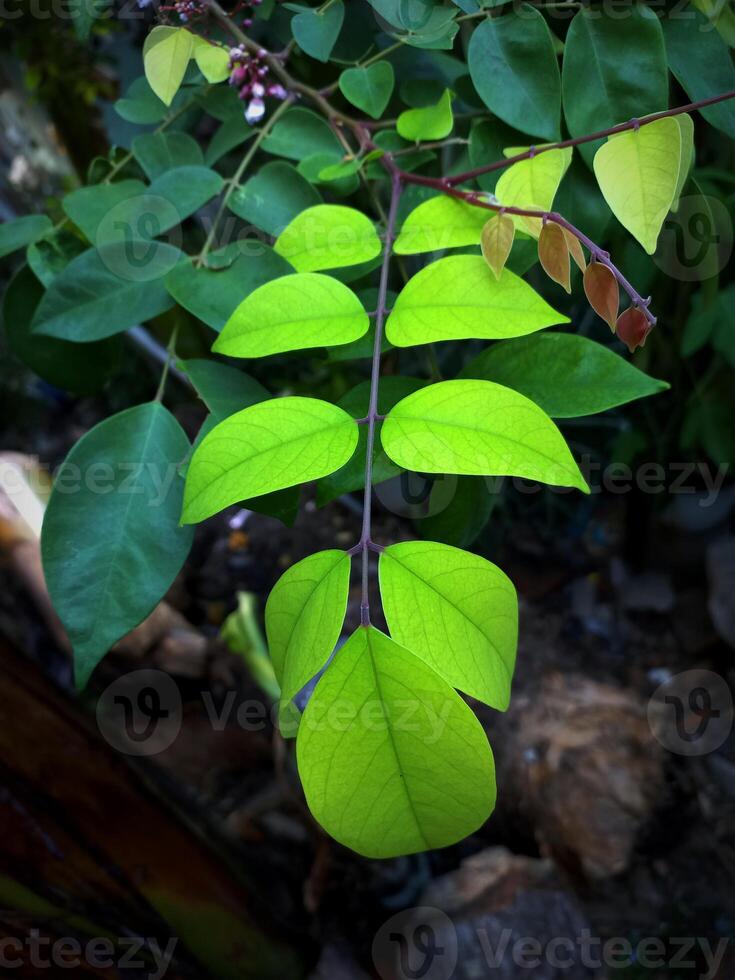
<box><xmin>143</xmin><ymin>26</ymin><xmax>194</xmax><ymax>106</ymax></box>
<box><xmin>318</xmin><ymin>159</ymin><xmax>361</xmax><ymax>182</ymax></box>
<box><xmin>296</xmin><ymin>625</ymin><xmax>496</xmax><ymax>858</ymax></box>
<box><xmin>468</xmin><ymin>7</ymin><xmax>561</xmax><ymax>141</ymax></box>
<box><xmin>41</xmin><ymin>403</ymin><xmax>193</xmax><ymax>689</ymax></box>
<box><xmin>32</xmin><ymin>244</ymin><xmax>181</xmax><ymax>341</ymax></box>
<box><xmin>397</xmin><ymin>89</ymin><xmax>453</xmax><ymax>141</ymax></box>
<box><xmin>593</xmin><ymin>117</ymin><xmax>681</xmax><ymax>255</ymax></box>
<box><xmin>380</xmin><ymin>540</ymin><xmax>517</xmax><ymax>710</ymax></box>
<box><xmin>274</xmin><ymin>205</ymin><xmax>382</xmax><ymax>272</ymax></box>
<box><xmin>339</xmin><ymin>63</ymin><xmax>395</xmax><ymax>119</ymax></box>
<box><xmin>672</xmin><ymin>114</ymin><xmax>695</xmax><ymax>212</ymax></box>
<box><xmin>265</xmin><ymin>549</ymin><xmax>350</xmax><ymax>704</ymax></box>
<box><xmin>385</xmin><ymin>255</ymin><xmax>568</xmax><ymax>347</ymax></box>
<box><xmin>214</xmin><ymin>273</ymin><xmax>369</xmax><ymax>358</ymax></box>
<box><xmin>182</xmin><ymin>397</ymin><xmax>359</xmax><ymax>523</ymax></box>
<box><xmin>394</xmin><ymin>195</ymin><xmax>487</xmax><ymax>254</ymax></box>
<box><xmin>229</xmin><ymin>161</ymin><xmax>322</xmax><ymax>237</ymax></box>
<box><xmin>495</xmin><ymin>148</ymin><xmax>572</xmax><ymax>235</ymax></box>
<box><xmin>382</xmin><ymin>379</ymin><xmax>589</xmax><ymax>491</ymax></box>
<box><xmin>459</xmin><ymin>333</ymin><xmax>669</xmax><ymax>417</ymax></box>
<box><xmin>193</xmin><ymin>37</ymin><xmax>230</xmax><ymax>82</ymax></box>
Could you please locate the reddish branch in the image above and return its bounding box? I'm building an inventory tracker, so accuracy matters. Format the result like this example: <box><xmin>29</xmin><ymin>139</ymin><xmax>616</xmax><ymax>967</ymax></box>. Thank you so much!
<box><xmin>205</xmin><ymin>0</ymin><xmax>735</xmax><ymax>328</ymax></box>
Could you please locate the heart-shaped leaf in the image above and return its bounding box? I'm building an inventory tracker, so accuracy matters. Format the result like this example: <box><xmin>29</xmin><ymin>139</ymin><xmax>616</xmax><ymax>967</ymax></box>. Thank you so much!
<box><xmin>338</xmin><ymin>63</ymin><xmax>394</xmax><ymax>119</ymax></box>
<box><xmin>290</xmin><ymin>1</ymin><xmax>344</xmax><ymax>62</ymax></box>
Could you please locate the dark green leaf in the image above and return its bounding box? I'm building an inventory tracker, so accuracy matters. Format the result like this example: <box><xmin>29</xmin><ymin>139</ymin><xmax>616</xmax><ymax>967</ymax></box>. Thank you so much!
<box><xmin>339</xmin><ymin>63</ymin><xmax>395</xmax><ymax>119</ymax></box>
<box><xmin>132</xmin><ymin>131</ymin><xmax>204</xmax><ymax>179</ymax></box>
<box><xmin>459</xmin><ymin>333</ymin><xmax>669</xmax><ymax>417</ymax></box>
<box><xmin>180</xmin><ymin>358</ymin><xmax>271</xmax><ymax>419</ymax></box>
<box><xmin>229</xmin><ymin>161</ymin><xmax>322</xmax><ymax>236</ymax></box>
<box><xmin>32</xmin><ymin>243</ymin><xmax>181</xmax><ymax>341</ymax></box>
<box><xmin>63</xmin><ymin>168</ymin><xmax>223</xmax><ymax>246</ymax></box>
<box><xmin>261</xmin><ymin>107</ymin><xmax>343</xmax><ymax>161</ymax></box>
<box><xmin>417</xmin><ymin>476</ymin><xmax>497</xmax><ymax>549</ymax></box>
<box><xmin>165</xmin><ymin>244</ymin><xmax>293</xmax><ymax>331</ymax></box>
<box><xmin>0</xmin><ymin>215</ymin><xmax>52</xmax><ymax>259</ymax></box>
<box><xmin>468</xmin><ymin>6</ymin><xmax>561</xmax><ymax>141</ymax></box>
<box><xmin>114</xmin><ymin>76</ymin><xmax>168</xmax><ymax>125</ymax></box>
<box><xmin>2</xmin><ymin>266</ymin><xmax>120</xmax><ymax>393</ymax></box>
<box><xmin>289</xmin><ymin>1</ymin><xmax>344</xmax><ymax>61</ymax></box>
<box><xmin>562</xmin><ymin>4</ymin><xmax>668</xmax><ymax>164</ymax></box>
<box><xmin>42</xmin><ymin>403</ymin><xmax>194</xmax><ymax>688</ymax></box>
<box><xmin>662</xmin><ymin>10</ymin><xmax>735</xmax><ymax>140</ymax></box>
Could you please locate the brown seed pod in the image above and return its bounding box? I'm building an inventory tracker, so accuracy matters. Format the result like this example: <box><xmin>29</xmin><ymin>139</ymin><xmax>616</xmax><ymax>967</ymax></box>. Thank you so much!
<box><xmin>583</xmin><ymin>262</ymin><xmax>619</xmax><ymax>330</ymax></box>
<box><xmin>562</xmin><ymin>228</ymin><xmax>587</xmax><ymax>272</ymax></box>
<box><xmin>616</xmin><ymin>306</ymin><xmax>651</xmax><ymax>353</ymax></box>
<box><xmin>481</xmin><ymin>213</ymin><xmax>515</xmax><ymax>279</ymax></box>
<box><xmin>538</xmin><ymin>221</ymin><xmax>571</xmax><ymax>293</ymax></box>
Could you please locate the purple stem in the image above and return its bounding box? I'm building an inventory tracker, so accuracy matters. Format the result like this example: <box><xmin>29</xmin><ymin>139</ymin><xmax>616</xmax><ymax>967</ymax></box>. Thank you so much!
<box><xmin>402</xmin><ymin>178</ymin><xmax>656</xmax><ymax>325</ymax></box>
<box><xmin>446</xmin><ymin>90</ymin><xmax>735</xmax><ymax>187</ymax></box>
<box><xmin>355</xmin><ymin>169</ymin><xmax>402</xmax><ymax>626</ymax></box>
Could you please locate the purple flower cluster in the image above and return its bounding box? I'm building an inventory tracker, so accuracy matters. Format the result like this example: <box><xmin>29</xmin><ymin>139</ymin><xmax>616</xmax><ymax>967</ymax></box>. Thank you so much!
<box><xmin>228</xmin><ymin>44</ymin><xmax>287</xmax><ymax>124</ymax></box>
<box><xmin>159</xmin><ymin>0</ymin><xmax>208</xmax><ymax>22</ymax></box>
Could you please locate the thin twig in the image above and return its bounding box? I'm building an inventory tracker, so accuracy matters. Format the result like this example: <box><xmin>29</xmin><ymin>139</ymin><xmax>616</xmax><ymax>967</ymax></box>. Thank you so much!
<box><xmin>355</xmin><ymin>170</ymin><xmax>402</xmax><ymax>627</ymax></box>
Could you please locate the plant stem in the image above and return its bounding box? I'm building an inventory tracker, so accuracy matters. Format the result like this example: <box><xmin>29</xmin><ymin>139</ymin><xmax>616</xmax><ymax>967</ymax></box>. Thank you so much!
<box><xmin>354</xmin><ymin>170</ymin><xmax>401</xmax><ymax>627</ymax></box>
<box><xmin>154</xmin><ymin>322</ymin><xmax>181</xmax><ymax>403</ymax></box>
<box><xmin>446</xmin><ymin>89</ymin><xmax>735</xmax><ymax>186</ymax></box>
<box><xmin>396</xmin><ymin>176</ymin><xmax>657</xmax><ymax>324</ymax></box>
<box><xmin>196</xmin><ymin>95</ymin><xmax>294</xmax><ymax>266</ymax></box>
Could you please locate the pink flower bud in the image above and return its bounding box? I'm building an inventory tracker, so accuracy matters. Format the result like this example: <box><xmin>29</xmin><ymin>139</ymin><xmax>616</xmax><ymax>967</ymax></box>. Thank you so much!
<box><xmin>268</xmin><ymin>84</ymin><xmax>287</xmax><ymax>100</ymax></box>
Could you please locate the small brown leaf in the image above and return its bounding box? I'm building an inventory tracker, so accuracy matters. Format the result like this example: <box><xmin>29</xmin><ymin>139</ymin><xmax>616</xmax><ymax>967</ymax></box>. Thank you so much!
<box><xmin>583</xmin><ymin>262</ymin><xmax>619</xmax><ymax>330</ymax></box>
<box><xmin>563</xmin><ymin>228</ymin><xmax>587</xmax><ymax>272</ymax></box>
<box><xmin>538</xmin><ymin>222</ymin><xmax>571</xmax><ymax>293</ymax></box>
<box><xmin>616</xmin><ymin>306</ymin><xmax>651</xmax><ymax>353</ymax></box>
<box><xmin>481</xmin><ymin>213</ymin><xmax>515</xmax><ymax>279</ymax></box>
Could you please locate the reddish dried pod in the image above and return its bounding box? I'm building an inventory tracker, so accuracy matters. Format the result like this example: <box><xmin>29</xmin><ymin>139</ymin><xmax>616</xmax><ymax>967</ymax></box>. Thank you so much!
<box><xmin>616</xmin><ymin>306</ymin><xmax>651</xmax><ymax>353</ymax></box>
<box><xmin>481</xmin><ymin>213</ymin><xmax>515</xmax><ymax>279</ymax></box>
<box><xmin>562</xmin><ymin>228</ymin><xmax>587</xmax><ymax>272</ymax></box>
<box><xmin>538</xmin><ymin>221</ymin><xmax>571</xmax><ymax>293</ymax></box>
<box><xmin>583</xmin><ymin>262</ymin><xmax>619</xmax><ymax>330</ymax></box>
